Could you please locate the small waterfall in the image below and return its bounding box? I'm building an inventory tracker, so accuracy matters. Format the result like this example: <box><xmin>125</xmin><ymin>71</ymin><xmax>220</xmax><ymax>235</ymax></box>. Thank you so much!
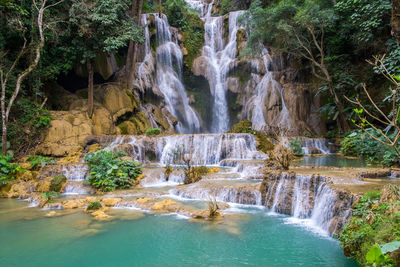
<box><xmin>104</xmin><ymin>133</ymin><xmax>266</xmax><ymax>165</ymax></box>
<box><xmin>302</xmin><ymin>138</ymin><xmax>331</xmax><ymax>154</ymax></box>
<box><xmin>60</xmin><ymin>164</ymin><xmax>88</xmax><ymax>181</ymax></box>
<box><xmin>245</xmin><ymin>48</ymin><xmax>291</xmax><ymax>132</ymax></box>
<box><xmin>170</xmin><ymin>182</ymin><xmax>262</xmax><ymax>205</ymax></box>
<box><xmin>263</xmin><ymin>173</ymin><xmax>353</xmax><ymax>235</ymax></box>
<box><xmin>155</xmin><ymin>14</ymin><xmax>201</xmax><ymax>133</ymax></box>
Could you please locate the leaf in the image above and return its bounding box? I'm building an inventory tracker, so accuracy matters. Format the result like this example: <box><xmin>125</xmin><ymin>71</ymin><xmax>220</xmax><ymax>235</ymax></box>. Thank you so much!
<box><xmin>366</xmin><ymin>245</ymin><xmax>385</xmax><ymax>266</ymax></box>
<box><xmin>392</xmin><ymin>75</ymin><xmax>400</xmax><ymax>82</ymax></box>
<box><xmin>379</xmin><ymin>241</ymin><xmax>400</xmax><ymax>254</ymax></box>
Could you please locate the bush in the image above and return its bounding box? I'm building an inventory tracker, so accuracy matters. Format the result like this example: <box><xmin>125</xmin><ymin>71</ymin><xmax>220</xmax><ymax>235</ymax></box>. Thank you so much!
<box><xmin>341</xmin><ymin>129</ymin><xmax>400</xmax><ymax>166</ymax></box>
<box><xmin>229</xmin><ymin>120</ymin><xmax>254</xmax><ymax>134</ymax></box>
<box><xmin>339</xmin><ymin>187</ymin><xmax>400</xmax><ymax>266</ymax></box>
<box><xmin>87</xmin><ymin>201</ymin><xmax>102</xmax><ymax>211</ymax></box>
<box><xmin>145</xmin><ymin>128</ymin><xmax>161</xmax><ymax>136</ymax></box>
<box><xmin>0</xmin><ymin>155</ymin><xmax>22</xmax><ymax>185</ymax></box>
<box><xmin>289</xmin><ymin>139</ymin><xmax>304</xmax><ymax>157</ymax></box>
<box><xmin>42</xmin><ymin>191</ymin><xmax>58</xmax><ymax>203</ymax></box>
<box><xmin>27</xmin><ymin>155</ymin><xmax>55</xmax><ymax>171</ymax></box>
<box><xmin>84</xmin><ymin>150</ymin><xmax>142</xmax><ymax>192</ymax></box>
<box><xmin>50</xmin><ymin>174</ymin><xmax>67</xmax><ymax>192</ymax></box>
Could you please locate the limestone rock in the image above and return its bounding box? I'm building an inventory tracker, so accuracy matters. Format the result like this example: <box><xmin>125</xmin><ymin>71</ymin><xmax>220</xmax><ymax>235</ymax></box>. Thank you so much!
<box><xmin>152</xmin><ymin>199</ymin><xmax>179</xmax><ymax>212</ymax></box>
<box><xmin>91</xmin><ymin>210</ymin><xmax>112</xmax><ymax>221</ymax></box>
<box><xmin>35</xmin><ymin>177</ymin><xmax>52</xmax><ymax>193</ymax></box>
<box><xmin>102</xmin><ymin>198</ymin><xmax>122</xmax><ymax>207</ymax></box>
<box><xmin>8</xmin><ymin>182</ymin><xmax>35</xmax><ymax>198</ymax></box>
<box><xmin>63</xmin><ymin>199</ymin><xmax>86</xmax><ymax>209</ymax></box>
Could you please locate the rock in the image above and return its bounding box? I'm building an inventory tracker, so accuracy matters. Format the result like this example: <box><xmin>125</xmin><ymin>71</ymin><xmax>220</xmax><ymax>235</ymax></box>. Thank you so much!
<box><xmin>91</xmin><ymin>210</ymin><xmax>112</xmax><ymax>221</ymax></box>
<box><xmin>360</xmin><ymin>170</ymin><xmax>391</xmax><ymax>179</ymax></box>
<box><xmin>87</xmin><ymin>144</ymin><xmax>102</xmax><ymax>154</ymax></box>
<box><xmin>136</xmin><ymin>197</ymin><xmax>152</xmax><ymax>204</ymax></box>
<box><xmin>8</xmin><ymin>182</ymin><xmax>35</xmax><ymax>198</ymax></box>
<box><xmin>192</xmin><ymin>56</ymin><xmax>209</xmax><ymax>78</ymax></box>
<box><xmin>102</xmin><ymin>198</ymin><xmax>122</xmax><ymax>207</ymax></box>
<box><xmin>17</xmin><ymin>171</ymin><xmax>33</xmax><ymax>181</ymax></box>
<box><xmin>35</xmin><ymin>177</ymin><xmax>52</xmax><ymax>192</ymax></box>
<box><xmin>20</xmin><ymin>163</ymin><xmax>32</xmax><ymax>170</ymax></box>
<box><xmin>93</xmin><ymin>51</ymin><xmax>117</xmax><ymax>80</ymax></box>
<box><xmin>45</xmin><ymin>211</ymin><xmax>58</xmax><ymax>217</ymax></box>
<box><xmin>152</xmin><ymin>199</ymin><xmax>178</xmax><ymax>212</ymax></box>
<box><xmin>227</xmin><ymin>77</ymin><xmax>240</xmax><ymax>93</ymax></box>
<box><xmin>63</xmin><ymin>199</ymin><xmax>86</xmax><ymax>209</ymax></box>
<box><xmin>307</xmin><ymin>148</ymin><xmax>322</xmax><ymax>155</ymax></box>
<box><xmin>118</xmin><ymin>121</ymin><xmax>139</xmax><ymax>135</ymax></box>
<box><xmin>93</xmin><ymin>84</ymin><xmax>133</xmax><ymax>121</ymax></box>
<box><xmin>380</xmin><ymin>184</ymin><xmax>400</xmax><ymax>203</ymax></box>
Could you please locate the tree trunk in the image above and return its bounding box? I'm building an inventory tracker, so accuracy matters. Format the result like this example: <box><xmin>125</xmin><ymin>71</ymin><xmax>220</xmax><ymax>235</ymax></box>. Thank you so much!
<box><xmin>125</xmin><ymin>0</ymin><xmax>138</xmax><ymax>89</ymax></box>
<box><xmin>126</xmin><ymin>0</ymin><xmax>144</xmax><ymax>90</ymax></box>
<box><xmin>392</xmin><ymin>0</ymin><xmax>400</xmax><ymax>40</ymax></box>
<box><xmin>87</xmin><ymin>60</ymin><xmax>94</xmax><ymax>118</ymax></box>
<box><xmin>1</xmin><ymin>118</ymin><xmax>7</xmax><ymax>156</ymax></box>
<box><xmin>159</xmin><ymin>0</ymin><xmax>162</xmax><ymax>17</ymax></box>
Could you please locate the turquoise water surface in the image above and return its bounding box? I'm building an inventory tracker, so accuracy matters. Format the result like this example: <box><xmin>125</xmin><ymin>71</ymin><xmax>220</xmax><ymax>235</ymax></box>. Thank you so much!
<box><xmin>0</xmin><ymin>199</ymin><xmax>357</xmax><ymax>267</ymax></box>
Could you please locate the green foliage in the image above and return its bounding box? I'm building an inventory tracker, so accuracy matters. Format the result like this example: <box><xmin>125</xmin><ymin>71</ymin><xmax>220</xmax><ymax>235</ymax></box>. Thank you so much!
<box><xmin>42</xmin><ymin>191</ymin><xmax>58</xmax><ymax>203</ymax></box>
<box><xmin>85</xmin><ymin>150</ymin><xmax>142</xmax><ymax>192</ymax></box>
<box><xmin>289</xmin><ymin>139</ymin><xmax>304</xmax><ymax>157</ymax></box>
<box><xmin>87</xmin><ymin>201</ymin><xmax>102</xmax><ymax>211</ymax></box>
<box><xmin>27</xmin><ymin>155</ymin><xmax>55</xmax><ymax>171</ymax></box>
<box><xmin>145</xmin><ymin>128</ymin><xmax>161</xmax><ymax>136</ymax></box>
<box><xmin>229</xmin><ymin>120</ymin><xmax>254</xmax><ymax>134</ymax></box>
<box><xmin>339</xmin><ymin>190</ymin><xmax>400</xmax><ymax>266</ymax></box>
<box><xmin>341</xmin><ymin>130</ymin><xmax>400</xmax><ymax>166</ymax></box>
<box><xmin>50</xmin><ymin>174</ymin><xmax>67</xmax><ymax>192</ymax></box>
<box><xmin>0</xmin><ymin>154</ymin><xmax>21</xmax><ymax>185</ymax></box>
<box><xmin>164</xmin><ymin>0</ymin><xmax>204</xmax><ymax>68</ymax></box>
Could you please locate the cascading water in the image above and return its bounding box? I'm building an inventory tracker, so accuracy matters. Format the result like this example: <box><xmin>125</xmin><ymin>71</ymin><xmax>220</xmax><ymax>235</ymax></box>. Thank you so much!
<box><xmin>196</xmin><ymin>3</ymin><xmax>244</xmax><ymax>132</ymax></box>
<box><xmin>263</xmin><ymin>173</ymin><xmax>353</xmax><ymax>235</ymax></box>
<box><xmin>155</xmin><ymin>14</ymin><xmax>201</xmax><ymax>133</ymax></box>
<box><xmin>245</xmin><ymin>48</ymin><xmax>291</xmax><ymax>132</ymax></box>
<box><xmin>104</xmin><ymin>133</ymin><xmax>266</xmax><ymax>166</ymax></box>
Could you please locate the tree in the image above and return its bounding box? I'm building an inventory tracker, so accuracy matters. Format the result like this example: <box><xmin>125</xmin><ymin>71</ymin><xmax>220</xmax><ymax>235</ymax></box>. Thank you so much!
<box><xmin>125</xmin><ymin>0</ymin><xmax>144</xmax><ymax>90</ymax></box>
<box><xmin>345</xmin><ymin>55</ymin><xmax>400</xmax><ymax>157</ymax></box>
<box><xmin>0</xmin><ymin>0</ymin><xmax>63</xmax><ymax>156</ymax></box>
<box><xmin>392</xmin><ymin>0</ymin><xmax>400</xmax><ymax>40</ymax></box>
<box><xmin>69</xmin><ymin>0</ymin><xmax>144</xmax><ymax>117</ymax></box>
<box><xmin>241</xmin><ymin>0</ymin><xmax>350</xmax><ymax>132</ymax></box>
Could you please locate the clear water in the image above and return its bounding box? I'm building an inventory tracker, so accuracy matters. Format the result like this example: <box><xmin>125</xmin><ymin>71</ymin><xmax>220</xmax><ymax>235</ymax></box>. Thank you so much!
<box><xmin>0</xmin><ymin>199</ymin><xmax>357</xmax><ymax>267</ymax></box>
<box><xmin>295</xmin><ymin>155</ymin><xmax>371</xmax><ymax>168</ymax></box>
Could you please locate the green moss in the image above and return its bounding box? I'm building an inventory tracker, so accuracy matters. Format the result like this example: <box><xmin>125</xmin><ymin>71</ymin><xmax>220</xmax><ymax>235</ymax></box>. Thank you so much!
<box><xmin>229</xmin><ymin>120</ymin><xmax>275</xmax><ymax>153</ymax></box>
<box><xmin>118</xmin><ymin>123</ymin><xmax>129</xmax><ymax>135</ymax></box>
<box><xmin>50</xmin><ymin>174</ymin><xmax>67</xmax><ymax>192</ymax></box>
<box><xmin>145</xmin><ymin>128</ymin><xmax>161</xmax><ymax>136</ymax></box>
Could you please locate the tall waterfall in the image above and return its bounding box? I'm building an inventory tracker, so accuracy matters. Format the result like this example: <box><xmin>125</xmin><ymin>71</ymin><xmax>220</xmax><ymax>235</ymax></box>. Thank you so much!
<box><xmin>193</xmin><ymin>1</ymin><xmax>244</xmax><ymax>132</ymax></box>
<box><xmin>155</xmin><ymin>14</ymin><xmax>201</xmax><ymax>133</ymax></box>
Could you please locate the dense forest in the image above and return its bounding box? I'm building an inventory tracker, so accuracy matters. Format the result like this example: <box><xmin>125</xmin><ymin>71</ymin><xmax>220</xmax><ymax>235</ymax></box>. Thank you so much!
<box><xmin>1</xmin><ymin>0</ymin><xmax>400</xmax><ymax>266</ymax></box>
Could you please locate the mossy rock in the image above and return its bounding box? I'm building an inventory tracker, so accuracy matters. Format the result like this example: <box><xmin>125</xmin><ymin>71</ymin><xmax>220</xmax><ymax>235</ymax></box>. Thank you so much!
<box><xmin>50</xmin><ymin>174</ymin><xmax>67</xmax><ymax>192</ymax></box>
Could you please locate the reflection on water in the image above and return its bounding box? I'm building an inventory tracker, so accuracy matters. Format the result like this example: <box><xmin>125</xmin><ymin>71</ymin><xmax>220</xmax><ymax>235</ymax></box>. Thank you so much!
<box><xmin>295</xmin><ymin>155</ymin><xmax>373</xmax><ymax>168</ymax></box>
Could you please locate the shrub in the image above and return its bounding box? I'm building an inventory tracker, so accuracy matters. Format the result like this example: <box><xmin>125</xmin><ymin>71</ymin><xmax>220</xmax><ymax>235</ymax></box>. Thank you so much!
<box><xmin>0</xmin><ymin>155</ymin><xmax>22</xmax><ymax>185</ymax></box>
<box><xmin>341</xmin><ymin>129</ymin><xmax>400</xmax><ymax>166</ymax></box>
<box><xmin>50</xmin><ymin>174</ymin><xmax>67</xmax><ymax>192</ymax></box>
<box><xmin>87</xmin><ymin>201</ymin><xmax>102</xmax><ymax>211</ymax></box>
<box><xmin>27</xmin><ymin>155</ymin><xmax>55</xmax><ymax>171</ymax></box>
<box><xmin>289</xmin><ymin>139</ymin><xmax>304</xmax><ymax>157</ymax></box>
<box><xmin>84</xmin><ymin>150</ymin><xmax>142</xmax><ymax>192</ymax></box>
<box><xmin>229</xmin><ymin>120</ymin><xmax>254</xmax><ymax>134</ymax></box>
<box><xmin>145</xmin><ymin>128</ymin><xmax>161</xmax><ymax>136</ymax></box>
<box><xmin>339</xmin><ymin>187</ymin><xmax>400</xmax><ymax>266</ymax></box>
<box><xmin>42</xmin><ymin>191</ymin><xmax>58</xmax><ymax>203</ymax></box>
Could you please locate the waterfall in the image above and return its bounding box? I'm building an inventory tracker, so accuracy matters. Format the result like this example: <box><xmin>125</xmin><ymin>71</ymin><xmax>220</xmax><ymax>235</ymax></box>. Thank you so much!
<box><xmin>155</xmin><ymin>14</ymin><xmax>201</xmax><ymax>133</ymax></box>
<box><xmin>263</xmin><ymin>173</ymin><xmax>353</xmax><ymax>235</ymax></box>
<box><xmin>244</xmin><ymin>48</ymin><xmax>291</xmax><ymax>132</ymax></box>
<box><xmin>170</xmin><ymin>182</ymin><xmax>262</xmax><ymax>205</ymax></box>
<box><xmin>195</xmin><ymin>4</ymin><xmax>244</xmax><ymax>132</ymax></box>
<box><xmin>136</xmin><ymin>14</ymin><xmax>154</xmax><ymax>92</ymax></box>
<box><xmin>104</xmin><ymin>133</ymin><xmax>267</xmax><ymax>166</ymax></box>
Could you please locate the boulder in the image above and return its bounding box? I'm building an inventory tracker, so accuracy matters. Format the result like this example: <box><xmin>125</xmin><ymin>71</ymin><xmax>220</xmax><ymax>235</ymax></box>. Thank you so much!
<box><xmin>35</xmin><ymin>177</ymin><xmax>52</xmax><ymax>193</ymax></box>
<box><xmin>102</xmin><ymin>198</ymin><xmax>122</xmax><ymax>207</ymax></box>
<box><xmin>8</xmin><ymin>182</ymin><xmax>35</xmax><ymax>198</ymax></box>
